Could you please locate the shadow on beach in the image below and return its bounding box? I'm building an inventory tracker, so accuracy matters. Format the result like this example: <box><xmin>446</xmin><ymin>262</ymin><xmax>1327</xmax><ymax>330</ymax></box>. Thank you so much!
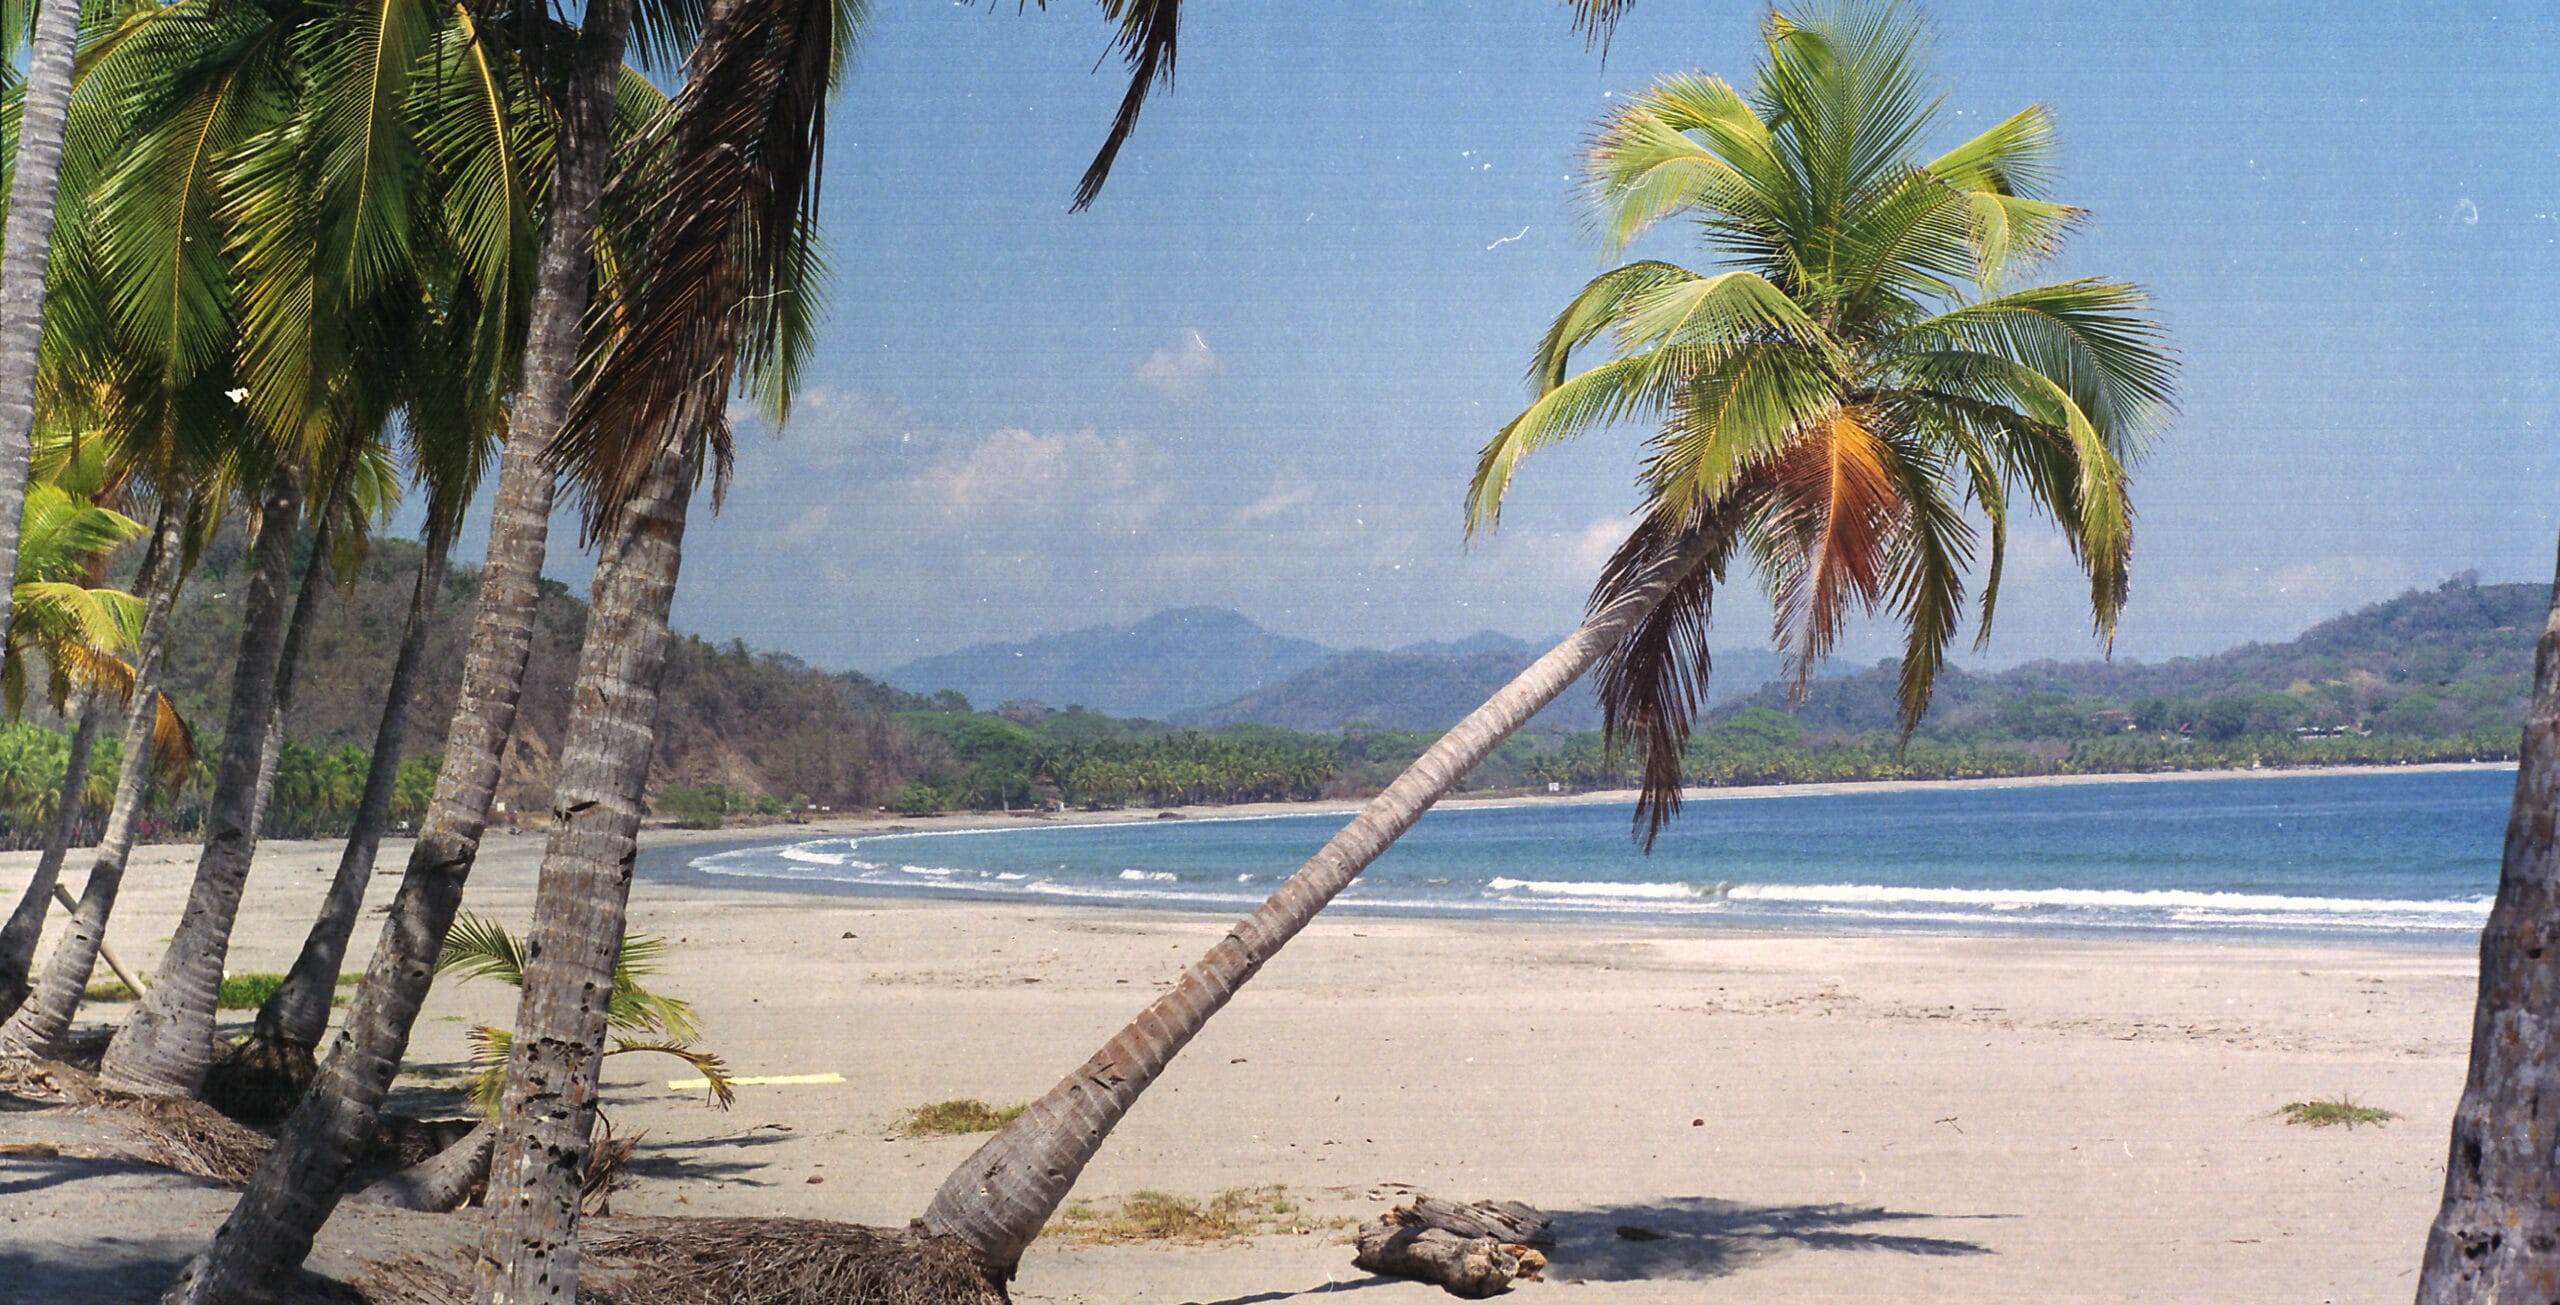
<box><xmin>1546</xmin><ymin>1197</ymin><xmax>2002</xmax><ymax>1281</ymax></box>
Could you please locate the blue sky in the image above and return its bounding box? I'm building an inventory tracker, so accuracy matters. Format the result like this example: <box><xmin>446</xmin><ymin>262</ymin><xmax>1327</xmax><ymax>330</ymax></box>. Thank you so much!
<box><xmin>422</xmin><ymin>0</ymin><xmax>2560</xmax><ymax>676</ymax></box>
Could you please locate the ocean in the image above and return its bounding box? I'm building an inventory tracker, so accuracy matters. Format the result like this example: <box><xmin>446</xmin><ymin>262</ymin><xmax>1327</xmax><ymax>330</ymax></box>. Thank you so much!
<box><xmin>670</xmin><ymin>767</ymin><xmax>2517</xmax><ymax>942</ymax></box>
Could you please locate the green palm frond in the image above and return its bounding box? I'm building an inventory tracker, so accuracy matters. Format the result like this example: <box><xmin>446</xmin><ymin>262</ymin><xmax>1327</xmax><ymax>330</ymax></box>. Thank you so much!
<box><xmin>464</xmin><ymin>1021</ymin><xmax>509</xmax><ymax>1115</ymax></box>
<box><xmin>611</xmin><ymin>1037</ymin><xmax>734</xmax><ymax>1108</ymax></box>
<box><xmin>436</xmin><ymin>911</ymin><xmax>528</xmax><ymax>986</ymax></box>
<box><xmin>1491</xmin><ymin>0</ymin><xmax>2176</xmax><ymax>839</ymax></box>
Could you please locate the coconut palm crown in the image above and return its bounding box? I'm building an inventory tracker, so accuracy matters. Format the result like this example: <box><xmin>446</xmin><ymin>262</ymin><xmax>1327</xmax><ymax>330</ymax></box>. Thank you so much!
<box><xmin>1470</xmin><ymin>1</ymin><xmax>2175</xmax><ymax>842</ymax></box>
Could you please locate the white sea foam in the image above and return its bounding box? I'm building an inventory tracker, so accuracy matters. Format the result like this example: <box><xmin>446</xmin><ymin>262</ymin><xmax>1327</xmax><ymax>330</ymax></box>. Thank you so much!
<box><xmin>1120</xmin><ymin>869</ymin><xmax>1177</xmax><ymax>882</ymax></box>
<box><xmin>1717</xmin><ymin>882</ymin><xmax>2491</xmax><ymax>916</ymax></box>
<box><xmin>1486</xmin><ymin>877</ymin><xmax>1703</xmax><ymax>900</ymax></box>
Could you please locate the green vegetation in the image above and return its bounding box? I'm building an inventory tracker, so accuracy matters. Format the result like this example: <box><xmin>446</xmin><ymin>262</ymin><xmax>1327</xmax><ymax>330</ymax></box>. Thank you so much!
<box><xmin>896</xmin><ymin>1099</ymin><xmax>1027</xmax><ymax>1137</ymax></box>
<box><xmin>93</xmin><ymin>545</ymin><xmax>2538</xmax><ymax>835</ymax></box>
<box><xmin>1049</xmin><ymin>1186</ymin><xmax>1307</xmax><ymax>1243</ymax></box>
<box><xmin>2278</xmin><ymin>1097</ymin><xmax>2398</xmax><ymax>1129</ymax></box>
<box><xmin>216</xmin><ymin>974</ymin><xmax>289</xmax><ymax>1010</ymax></box>
<box><xmin>654</xmin><ymin>783</ymin><xmax>791</xmax><ymax>829</ymax></box>
<box><xmin>439</xmin><ymin>915</ymin><xmax>735</xmax><ymax>1114</ymax></box>
<box><xmin>87</xmin><ymin>973</ymin><xmax>364</xmax><ymax>1009</ymax></box>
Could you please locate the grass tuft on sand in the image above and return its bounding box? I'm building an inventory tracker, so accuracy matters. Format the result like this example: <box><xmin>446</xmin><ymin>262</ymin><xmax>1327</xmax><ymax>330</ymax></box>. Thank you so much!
<box><xmin>86</xmin><ymin>972</ymin><xmax>363</xmax><ymax>1008</ymax></box>
<box><xmin>2278</xmin><ymin>1096</ymin><xmax>2398</xmax><ymax>1128</ymax></box>
<box><xmin>1051</xmin><ymin>1186</ymin><xmax>1318</xmax><ymax>1244</ymax></box>
<box><xmin>896</xmin><ymin>1099</ymin><xmax>1024</xmax><ymax>1137</ymax></box>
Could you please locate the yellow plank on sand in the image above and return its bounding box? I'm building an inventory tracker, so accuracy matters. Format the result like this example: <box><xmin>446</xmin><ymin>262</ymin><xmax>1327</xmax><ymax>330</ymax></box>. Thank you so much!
<box><xmin>668</xmin><ymin>1072</ymin><xmax>847</xmax><ymax>1090</ymax></box>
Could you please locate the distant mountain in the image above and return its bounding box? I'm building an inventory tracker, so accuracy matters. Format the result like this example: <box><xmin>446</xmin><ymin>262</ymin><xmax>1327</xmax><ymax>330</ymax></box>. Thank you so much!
<box><xmin>882</xmin><ymin>607</ymin><xmax>1334</xmax><ymax>720</ymax></box>
<box><xmin>1177</xmin><ymin>649</ymin><xmax>1604</xmax><ymax>734</ymax></box>
<box><xmin>1393</xmin><ymin>630</ymin><xmax>1542</xmax><ymax>658</ymax></box>
<box><xmin>1724</xmin><ymin>574</ymin><xmax>2543</xmax><ymax>738</ymax></box>
<box><xmin>1178</xmin><ymin>642</ymin><xmax>1789</xmax><ymax>735</ymax></box>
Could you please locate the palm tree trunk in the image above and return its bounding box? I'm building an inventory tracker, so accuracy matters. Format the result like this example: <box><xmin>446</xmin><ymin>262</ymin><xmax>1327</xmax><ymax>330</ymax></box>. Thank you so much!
<box><xmin>918</xmin><ymin>511</ymin><xmax>1736</xmax><ymax>1276</ymax></box>
<box><xmin>99</xmin><ymin>465</ymin><xmax>306</xmax><ymax>1096</ymax></box>
<box><xmin>0</xmin><ymin>0</ymin><xmax>87</xmax><ymax>643</ymax></box>
<box><xmin>475</xmin><ymin>448</ymin><xmax>694</xmax><ymax>1305</ymax></box>
<box><xmin>161</xmin><ymin>2</ymin><xmax>634</xmax><ymax>1296</ymax></box>
<box><xmin>0</xmin><ymin>505</ymin><xmax>184</xmax><ymax>1059</ymax></box>
<box><xmin>352</xmin><ymin>1118</ymin><xmax>491</xmax><ymax>1212</ymax></box>
<box><xmin>249</xmin><ymin>445</ymin><xmax>362</xmax><ymax>843</ymax></box>
<box><xmin>0</xmin><ymin>690</ymin><xmax>103</xmax><ymax>1019</ymax></box>
<box><xmin>2418</xmin><ymin>541</ymin><xmax>2560</xmax><ymax>1299</ymax></box>
<box><xmin>246</xmin><ymin>517</ymin><xmax>453</xmax><ymax>1063</ymax></box>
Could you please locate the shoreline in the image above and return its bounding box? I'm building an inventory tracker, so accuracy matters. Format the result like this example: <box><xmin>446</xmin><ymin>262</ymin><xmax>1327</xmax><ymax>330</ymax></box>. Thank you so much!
<box><xmin>628</xmin><ymin>760</ymin><xmax>2506</xmax><ymax>951</ymax></box>
<box><xmin>651</xmin><ymin>757</ymin><xmax>2517</xmax><ymax>848</ymax></box>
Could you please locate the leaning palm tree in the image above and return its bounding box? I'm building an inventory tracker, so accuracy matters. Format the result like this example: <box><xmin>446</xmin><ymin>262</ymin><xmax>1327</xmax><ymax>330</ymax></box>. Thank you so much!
<box><xmin>473</xmin><ymin>0</ymin><xmax>851</xmax><ymax>1293</ymax></box>
<box><xmin>921</xmin><ymin>2</ymin><xmax>2175</xmax><ymax>1277</ymax></box>
<box><xmin>0</xmin><ymin>0</ymin><xmax>101</xmax><ymax>649</ymax></box>
<box><xmin>157</xmin><ymin>0</ymin><xmax>686</xmax><ymax>1296</ymax></box>
<box><xmin>0</xmin><ymin>475</ymin><xmax>155</xmax><ymax>1018</ymax></box>
<box><xmin>95</xmin><ymin>0</ymin><xmax>598</xmax><ymax>1099</ymax></box>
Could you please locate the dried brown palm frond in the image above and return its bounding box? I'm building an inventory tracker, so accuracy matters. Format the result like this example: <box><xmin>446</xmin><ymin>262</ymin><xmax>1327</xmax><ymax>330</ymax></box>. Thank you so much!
<box><xmin>550</xmin><ymin>0</ymin><xmax>846</xmax><ymax>537</ymax></box>
<box><xmin>1587</xmin><ymin>494</ymin><xmax>1751</xmax><ymax>848</ymax></box>
<box><xmin>585</xmin><ymin>1217</ymin><xmax>1008</xmax><ymax>1305</ymax></box>
<box><xmin>26</xmin><ymin>1057</ymin><xmax>277</xmax><ymax>1182</ymax></box>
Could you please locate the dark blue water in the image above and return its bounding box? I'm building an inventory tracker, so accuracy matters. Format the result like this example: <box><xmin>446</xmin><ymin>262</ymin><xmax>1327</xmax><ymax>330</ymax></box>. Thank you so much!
<box><xmin>681</xmin><ymin>768</ymin><xmax>2516</xmax><ymax>940</ymax></box>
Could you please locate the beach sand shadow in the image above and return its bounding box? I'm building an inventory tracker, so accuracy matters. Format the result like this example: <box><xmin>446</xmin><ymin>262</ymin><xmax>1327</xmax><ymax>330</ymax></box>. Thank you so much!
<box><xmin>1545</xmin><ymin>1197</ymin><xmax>2003</xmax><ymax>1281</ymax></box>
<box><xmin>1183</xmin><ymin>1276</ymin><xmax>1402</xmax><ymax>1305</ymax></box>
<box><xmin>0</xmin><ymin>1241</ymin><xmax>203</xmax><ymax>1305</ymax></box>
<box><xmin>615</xmin><ymin>1128</ymin><xmax>795</xmax><ymax>1186</ymax></box>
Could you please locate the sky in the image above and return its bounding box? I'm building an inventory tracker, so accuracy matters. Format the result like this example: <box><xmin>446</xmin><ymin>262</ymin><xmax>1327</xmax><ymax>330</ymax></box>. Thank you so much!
<box><xmin>410</xmin><ymin>0</ymin><xmax>2560</xmax><ymax>677</ymax></box>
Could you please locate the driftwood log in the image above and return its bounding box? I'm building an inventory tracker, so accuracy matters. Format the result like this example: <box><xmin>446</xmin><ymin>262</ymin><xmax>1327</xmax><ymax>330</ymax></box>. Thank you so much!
<box><xmin>1352</xmin><ymin>1197</ymin><xmax>1552</xmax><ymax>1298</ymax></box>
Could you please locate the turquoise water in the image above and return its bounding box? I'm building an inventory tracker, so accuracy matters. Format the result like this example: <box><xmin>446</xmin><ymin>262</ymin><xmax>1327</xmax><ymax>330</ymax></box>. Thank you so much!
<box><xmin>677</xmin><ymin>768</ymin><xmax>2517</xmax><ymax>940</ymax></box>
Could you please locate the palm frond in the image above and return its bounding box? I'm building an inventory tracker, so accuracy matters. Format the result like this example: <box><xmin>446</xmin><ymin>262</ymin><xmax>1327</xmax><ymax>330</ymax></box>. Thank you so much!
<box><xmin>1582</xmin><ymin>72</ymin><xmax>1787</xmax><ymax>259</ymax></box>
<box><xmin>1588</xmin><ymin>496</ymin><xmax>1750</xmax><ymax>848</ymax></box>
<box><xmin>610</xmin><ymin>1037</ymin><xmax>734</xmax><ymax>1108</ymax></box>
<box><xmin>437</xmin><ymin>910</ymin><xmax>529</xmax><ymax>986</ymax></box>
<box><xmin>1871</xmin><ymin>429</ymin><xmax>1971</xmax><ymax>735</ymax></box>
<box><xmin>551</xmin><ymin>0</ymin><xmax>855</xmax><ymax>537</ymax></box>
<box><xmin>465</xmin><ymin>1021</ymin><xmax>509</xmax><ymax>1116</ymax></box>
<box><xmin>1468</xmin><ymin>351</ymin><xmax>1693</xmax><ymax>534</ymax></box>
<box><xmin>1066</xmin><ymin>0</ymin><xmax>1176</xmax><ymax>212</ymax></box>
<box><xmin>1755</xmin><ymin>404</ymin><xmax>1906</xmax><ymax>688</ymax></box>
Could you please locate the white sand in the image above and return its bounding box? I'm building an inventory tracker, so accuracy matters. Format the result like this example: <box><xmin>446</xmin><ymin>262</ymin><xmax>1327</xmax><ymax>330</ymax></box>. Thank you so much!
<box><xmin>0</xmin><ymin>783</ymin><xmax>2484</xmax><ymax>1302</ymax></box>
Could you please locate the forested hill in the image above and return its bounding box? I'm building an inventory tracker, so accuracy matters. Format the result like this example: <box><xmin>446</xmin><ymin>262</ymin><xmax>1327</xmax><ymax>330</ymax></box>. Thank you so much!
<box><xmin>152</xmin><ymin>531</ymin><xmax>928</xmax><ymax>818</ymax></box>
<box><xmin>1726</xmin><ymin>574</ymin><xmax>2542</xmax><ymax>741</ymax></box>
<box><xmin>137</xmin><ymin>536</ymin><xmax>2546</xmax><ymax>828</ymax></box>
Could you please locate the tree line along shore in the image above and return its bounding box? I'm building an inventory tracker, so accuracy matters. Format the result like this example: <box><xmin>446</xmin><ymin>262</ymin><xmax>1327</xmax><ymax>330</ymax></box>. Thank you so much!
<box><xmin>0</xmin><ymin>537</ymin><xmax>2511</xmax><ymax>839</ymax></box>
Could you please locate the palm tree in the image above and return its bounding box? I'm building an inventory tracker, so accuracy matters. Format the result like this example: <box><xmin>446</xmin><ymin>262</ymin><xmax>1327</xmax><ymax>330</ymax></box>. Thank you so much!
<box><xmin>211</xmin><ymin>485</ymin><xmax>471</xmax><ymax>1120</ymax></box>
<box><xmin>0</xmin><ymin>475</ymin><xmax>154</xmax><ymax>1017</ymax></box>
<box><xmin>0</xmin><ymin>0</ymin><xmax>99</xmax><ymax>649</ymax></box>
<box><xmin>474</xmin><ymin>0</ymin><xmax>851</xmax><ymax>1291</ymax></box>
<box><xmin>921</xmin><ymin>2</ymin><xmax>2174</xmax><ymax>1275</ymax></box>
<box><xmin>0</xmin><ymin>498</ymin><xmax>190</xmax><ymax>1058</ymax></box>
<box><xmin>354</xmin><ymin>913</ymin><xmax>733</xmax><ymax>1212</ymax></box>
<box><xmin>92</xmin><ymin>0</ymin><xmax>584</xmax><ymax>1099</ymax></box>
<box><xmin>2421</xmin><ymin>569</ymin><xmax>2560</xmax><ymax>1279</ymax></box>
<box><xmin>158</xmin><ymin>0</ymin><xmax>675</xmax><ymax>1295</ymax></box>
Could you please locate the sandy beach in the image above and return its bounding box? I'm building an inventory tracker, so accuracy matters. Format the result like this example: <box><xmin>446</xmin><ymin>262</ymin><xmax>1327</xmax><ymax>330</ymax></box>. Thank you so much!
<box><xmin>0</xmin><ymin>775</ymin><xmax>2489</xmax><ymax>1302</ymax></box>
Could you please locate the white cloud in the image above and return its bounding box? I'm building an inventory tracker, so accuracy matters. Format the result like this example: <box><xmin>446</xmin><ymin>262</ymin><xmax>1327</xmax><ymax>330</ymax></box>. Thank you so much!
<box><xmin>909</xmin><ymin>428</ymin><xmax>1170</xmax><ymax>535</ymax></box>
<box><xmin>1237</xmin><ymin>467</ymin><xmax>1317</xmax><ymax>523</ymax></box>
<box><xmin>1135</xmin><ymin>329</ymin><xmax>1220</xmax><ymax>400</ymax></box>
